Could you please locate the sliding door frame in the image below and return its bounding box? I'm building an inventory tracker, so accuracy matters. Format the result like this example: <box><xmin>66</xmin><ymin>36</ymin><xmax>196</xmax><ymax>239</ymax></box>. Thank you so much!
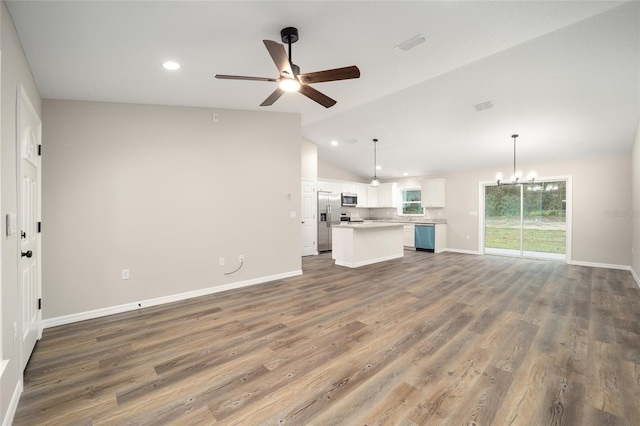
<box><xmin>478</xmin><ymin>175</ymin><xmax>572</xmax><ymax>262</ymax></box>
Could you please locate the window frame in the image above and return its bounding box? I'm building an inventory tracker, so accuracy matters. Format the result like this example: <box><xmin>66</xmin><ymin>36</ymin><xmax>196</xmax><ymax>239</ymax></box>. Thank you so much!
<box><xmin>400</xmin><ymin>188</ymin><xmax>424</xmax><ymax>216</ymax></box>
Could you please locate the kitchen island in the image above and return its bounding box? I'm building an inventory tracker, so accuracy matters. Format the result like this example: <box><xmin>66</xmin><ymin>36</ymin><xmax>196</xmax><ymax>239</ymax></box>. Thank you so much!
<box><xmin>332</xmin><ymin>222</ymin><xmax>404</xmax><ymax>268</ymax></box>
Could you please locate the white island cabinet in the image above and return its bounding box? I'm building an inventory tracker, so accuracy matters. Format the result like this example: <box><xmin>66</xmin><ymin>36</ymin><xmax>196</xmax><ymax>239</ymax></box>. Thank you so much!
<box><xmin>332</xmin><ymin>222</ymin><xmax>404</xmax><ymax>268</ymax></box>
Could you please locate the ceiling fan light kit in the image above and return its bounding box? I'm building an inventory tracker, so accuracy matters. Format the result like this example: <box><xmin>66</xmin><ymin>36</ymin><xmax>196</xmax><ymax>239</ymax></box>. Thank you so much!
<box><xmin>215</xmin><ymin>27</ymin><xmax>360</xmax><ymax>108</ymax></box>
<box><xmin>495</xmin><ymin>134</ymin><xmax>536</xmax><ymax>186</ymax></box>
<box><xmin>279</xmin><ymin>78</ymin><xmax>301</xmax><ymax>92</ymax></box>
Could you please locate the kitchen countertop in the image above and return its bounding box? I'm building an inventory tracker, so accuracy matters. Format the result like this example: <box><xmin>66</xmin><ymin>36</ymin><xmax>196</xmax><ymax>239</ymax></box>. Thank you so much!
<box><xmin>337</xmin><ymin>222</ymin><xmax>404</xmax><ymax>229</ymax></box>
<box><xmin>368</xmin><ymin>218</ymin><xmax>447</xmax><ymax>225</ymax></box>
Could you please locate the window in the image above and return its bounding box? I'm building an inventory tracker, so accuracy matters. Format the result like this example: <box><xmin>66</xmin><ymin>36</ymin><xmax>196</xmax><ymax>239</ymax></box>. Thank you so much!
<box><xmin>401</xmin><ymin>189</ymin><xmax>423</xmax><ymax>215</ymax></box>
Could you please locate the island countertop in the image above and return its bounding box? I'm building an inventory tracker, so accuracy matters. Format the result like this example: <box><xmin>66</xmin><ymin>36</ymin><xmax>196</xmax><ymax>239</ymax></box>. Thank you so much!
<box><xmin>338</xmin><ymin>222</ymin><xmax>404</xmax><ymax>229</ymax></box>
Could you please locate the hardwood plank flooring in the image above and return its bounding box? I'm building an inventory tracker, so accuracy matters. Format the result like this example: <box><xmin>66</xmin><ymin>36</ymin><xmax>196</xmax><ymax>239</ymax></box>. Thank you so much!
<box><xmin>14</xmin><ymin>251</ymin><xmax>640</xmax><ymax>425</ymax></box>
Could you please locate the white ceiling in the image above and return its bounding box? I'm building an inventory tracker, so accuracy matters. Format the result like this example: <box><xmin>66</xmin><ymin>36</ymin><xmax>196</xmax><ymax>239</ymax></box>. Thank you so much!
<box><xmin>6</xmin><ymin>1</ymin><xmax>640</xmax><ymax>180</ymax></box>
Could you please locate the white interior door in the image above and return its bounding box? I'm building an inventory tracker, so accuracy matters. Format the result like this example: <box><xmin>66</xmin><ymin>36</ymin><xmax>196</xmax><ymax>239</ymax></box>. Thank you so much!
<box><xmin>17</xmin><ymin>85</ymin><xmax>42</xmax><ymax>369</ymax></box>
<box><xmin>301</xmin><ymin>180</ymin><xmax>316</xmax><ymax>256</ymax></box>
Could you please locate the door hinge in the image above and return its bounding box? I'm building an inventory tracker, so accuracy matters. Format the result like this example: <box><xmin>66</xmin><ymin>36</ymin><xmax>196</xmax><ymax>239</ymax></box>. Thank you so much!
<box><xmin>37</xmin><ymin>222</ymin><xmax>42</xmax><ymax>233</ymax></box>
<box><xmin>37</xmin><ymin>145</ymin><xmax>42</xmax><ymax>156</ymax></box>
<box><xmin>38</xmin><ymin>298</ymin><xmax>42</xmax><ymax>310</ymax></box>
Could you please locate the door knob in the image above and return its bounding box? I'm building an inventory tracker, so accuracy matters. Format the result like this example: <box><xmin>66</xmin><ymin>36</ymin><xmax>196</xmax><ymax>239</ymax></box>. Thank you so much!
<box><xmin>21</xmin><ymin>250</ymin><xmax>32</xmax><ymax>258</ymax></box>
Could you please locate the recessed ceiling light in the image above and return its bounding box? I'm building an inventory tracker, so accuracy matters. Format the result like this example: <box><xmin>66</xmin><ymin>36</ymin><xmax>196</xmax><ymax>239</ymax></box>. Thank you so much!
<box><xmin>331</xmin><ymin>140</ymin><xmax>338</xmax><ymax>146</ymax></box>
<box><xmin>403</xmin><ymin>172</ymin><xmax>409</xmax><ymax>176</ymax></box>
<box><xmin>162</xmin><ymin>61</ymin><xmax>181</xmax><ymax>71</ymax></box>
<box><xmin>376</xmin><ymin>165</ymin><xmax>382</xmax><ymax>170</ymax></box>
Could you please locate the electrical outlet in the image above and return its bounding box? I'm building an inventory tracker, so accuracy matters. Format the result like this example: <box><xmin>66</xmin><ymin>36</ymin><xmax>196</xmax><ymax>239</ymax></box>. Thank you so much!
<box><xmin>121</xmin><ymin>269</ymin><xmax>130</xmax><ymax>280</ymax></box>
<box><xmin>219</xmin><ymin>257</ymin><xmax>225</xmax><ymax>266</ymax></box>
<box><xmin>239</xmin><ymin>254</ymin><xmax>245</xmax><ymax>263</ymax></box>
<box><xmin>466</xmin><ymin>235</ymin><xmax>470</xmax><ymax>240</ymax></box>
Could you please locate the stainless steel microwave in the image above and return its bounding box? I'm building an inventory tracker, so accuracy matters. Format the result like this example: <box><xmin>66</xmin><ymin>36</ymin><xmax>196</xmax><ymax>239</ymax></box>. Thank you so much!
<box><xmin>341</xmin><ymin>193</ymin><xmax>358</xmax><ymax>207</ymax></box>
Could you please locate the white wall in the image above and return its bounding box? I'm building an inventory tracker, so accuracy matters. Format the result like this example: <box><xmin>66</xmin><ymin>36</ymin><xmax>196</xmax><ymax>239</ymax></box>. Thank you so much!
<box><xmin>1</xmin><ymin>1</ymin><xmax>42</xmax><ymax>421</ymax></box>
<box><xmin>393</xmin><ymin>154</ymin><xmax>632</xmax><ymax>266</ymax></box>
<box><xmin>42</xmin><ymin>100</ymin><xmax>302</xmax><ymax>320</ymax></box>
<box><xmin>318</xmin><ymin>157</ymin><xmax>367</xmax><ymax>183</ymax></box>
<box><xmin>631</xmin><ymin>119</ymin><xmax>640</xmax><ymax>281</ymax></box>
<box><xmin>301</xmin><ymin>137</ymin><xmax>317</xmax><ymax>180</ymax></box>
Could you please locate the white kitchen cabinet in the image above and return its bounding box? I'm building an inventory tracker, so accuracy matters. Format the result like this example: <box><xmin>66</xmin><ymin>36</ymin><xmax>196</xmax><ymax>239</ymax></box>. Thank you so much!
<box><xmin>317</xmin><ymin>180</ymin><xmax>332</xmax><ymax>192</ymax></box>
<box><xmin>435</xmin><ymin>224</ymin><xmax>447</xmax><ymax>252</ymax></box>
<box><xmin>403</xmin><ymin>224</ymin><xmax>415</xmax><ymax>248</ymax></box>
<box><xmin>341</xmin><ymin>183</ymin><xmax>356</xmax><ymax>194</ymax></box>
<box><xmin>355</xmin><ymin>184</ymin><xmax>367</xmax><ymax>207</ymax></box>
<box><xmin>422</xmin><ymin>178</ymin><xmax>446</xmax><ymax>208</ymax></box>
<box><xmin>366</xmin><ymin>186</ymin><xmax>378</xmax><ymax>208</ymax></box>
<box><xmin>377</xmin><ymin>183</ymin><xmax>398</xmax><ymax>207</ymax></box>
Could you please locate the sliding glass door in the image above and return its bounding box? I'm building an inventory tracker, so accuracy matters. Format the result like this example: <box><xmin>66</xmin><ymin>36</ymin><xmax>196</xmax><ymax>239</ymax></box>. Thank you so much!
<box><xmin>484</xmin><ymin>180</ymin><xmax>567</xmax><ymax>260</ymax></box>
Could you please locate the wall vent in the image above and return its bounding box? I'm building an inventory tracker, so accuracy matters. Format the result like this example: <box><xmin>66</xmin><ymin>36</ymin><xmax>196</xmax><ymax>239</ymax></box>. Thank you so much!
<box><xmin>473</xmin><ymin>101</ymin><xmax>494</xmax><ymax>112</ymax></box>
<box><xmin>395</xmin><ymin>34</ymin><xmax>427</xmax><ymax>52</ymax></box>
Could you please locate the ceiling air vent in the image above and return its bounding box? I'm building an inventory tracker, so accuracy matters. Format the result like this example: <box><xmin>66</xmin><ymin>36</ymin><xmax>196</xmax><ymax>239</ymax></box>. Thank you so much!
<box><xmin>395</xmin><ymin>34</ymin><xmax>427</xmax><ymax>52</ymax></box>
<box><xmin>473</xmin><ymin>101</ymin><xmax>494</xmax><ymax>112</ymax></box>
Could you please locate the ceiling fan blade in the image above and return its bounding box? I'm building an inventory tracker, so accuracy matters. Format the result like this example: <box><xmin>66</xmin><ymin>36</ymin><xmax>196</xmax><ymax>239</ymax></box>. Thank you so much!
<box><xmin>299</xmin><ymin>85</ymin><xmax>337</xmax><ymax>108</ymax></box>
<box><xmin>263</xmin><ymin>40</ymin><xmax>294</xmax><ymax>78</ymax></box>
<box><xmin>298</xmin><ymin>66</ymin><xmax>360</xmax><ymax>84</ymax></box>
<box><xmin>260</xmin><ymin>88</ymin><xmax>285</xmax><ymax>106</ymax></box>
<box><xmin>215</xmin><ymin>74</ymin><xmax>278</xmax><ymax>82</ymax></box>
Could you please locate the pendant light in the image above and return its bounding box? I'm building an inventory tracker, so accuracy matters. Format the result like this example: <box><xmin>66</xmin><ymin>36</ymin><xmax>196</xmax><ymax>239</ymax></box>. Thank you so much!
<box><xmin>495</xmin><ymin>134</ymin><xmax>536</xmax><ymax>185</ymax></box>
<box><xmin>370</xmin><ymin>138</ymin><xmax>380</xmax><ymax>187</ymax></box>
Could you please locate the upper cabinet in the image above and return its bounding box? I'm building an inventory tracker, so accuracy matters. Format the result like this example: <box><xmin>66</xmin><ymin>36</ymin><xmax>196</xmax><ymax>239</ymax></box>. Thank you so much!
<box><xmin>316</xmin><ymin>178</ymin><xmax>402</xmax><ymax>208</ymax></box>
<box><xmin>354</xmin><ymin>184</ymin><xmax>368</xmax><ymax>207</ymax></box>
<box><xmin>318</xmin><ymin>180</ymin><xmax>342</xmax><ymax>194</ymax></box>
<box><xmin>421</xmin><ymin>178</ymin><xmax>446</xmax><ymax>208</ymax></box>
<box><xmin>366</xmin><ymin>186</ymin><xmax>378</xmax><ymax>208</ymax></box>
<box><xmin>341</xmin><ymin>182</ymin><xmax>357</xmax><ymax>195</ymax></box>
<box><xmin>317</xmin><ymin>180</ymin><xmax>332</xmax><ymax>192</ymax></box>
<box><xmin>377</xmin><ymin>182</ymin><xmax>399</xmax><ymax>207</ymax></box>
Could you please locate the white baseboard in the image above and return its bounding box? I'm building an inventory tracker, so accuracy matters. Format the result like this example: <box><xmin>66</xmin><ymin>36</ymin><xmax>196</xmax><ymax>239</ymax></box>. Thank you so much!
<box><xmin>2</xmin><ymin>378</ymin><xmax>23</xmax><ymax>426</ymax></box>
<box><xmin>442</xmin><ymin>248</ymin><xmax>482</xmax><ymax>255</ymax></box>
<box><xmin>43</xmin><ymin>270</ymin><xmax>302</xmax><ymax>329</ymax></box>
<box><xmin>335</xmin><ymin>253</ymin><xmax>404</xmax><ymax>268</ymax></box>
<box><xmin>567</xmin><ymin>260</ymin><xmax>631</xmax><ymax>271</ymax></box>
<box><xmin>630</xmin><ymin>267</ymin><xmax>640</xmax><ymax>288</ymax></box>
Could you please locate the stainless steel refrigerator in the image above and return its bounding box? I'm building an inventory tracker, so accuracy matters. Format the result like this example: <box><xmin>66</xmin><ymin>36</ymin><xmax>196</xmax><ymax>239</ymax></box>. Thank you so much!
<box><xmin>317</xmin><ymin>191</ymin><xmax>341</xmax><ymax>252</ymax></box>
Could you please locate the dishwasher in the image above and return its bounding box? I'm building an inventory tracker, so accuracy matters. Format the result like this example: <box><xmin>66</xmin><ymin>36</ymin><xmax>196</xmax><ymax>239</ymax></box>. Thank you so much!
<box><xmin>414</xmin><ymin>224</ymin><xmax>435</xmax><ymax>252</ymax></box>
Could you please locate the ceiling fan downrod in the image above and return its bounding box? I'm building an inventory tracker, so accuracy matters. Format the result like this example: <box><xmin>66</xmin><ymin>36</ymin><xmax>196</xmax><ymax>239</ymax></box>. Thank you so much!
<box><xmin>281</xmin><ymin>27</ymin><xmax>299</xmax><ymax>72</ymax></box>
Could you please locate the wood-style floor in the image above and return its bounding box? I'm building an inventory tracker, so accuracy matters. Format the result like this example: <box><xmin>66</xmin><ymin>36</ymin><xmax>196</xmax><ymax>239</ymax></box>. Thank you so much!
<box><xmin>14</xmin><ymin>251</ymin><xmax>640</xmax><ymax>425</ymax></box>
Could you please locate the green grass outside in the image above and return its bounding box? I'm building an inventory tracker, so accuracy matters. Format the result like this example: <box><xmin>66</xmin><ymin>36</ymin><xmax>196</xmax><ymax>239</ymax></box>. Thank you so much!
<box><xmin>485</xmin><ymin>227</ymin><xmax>566</xmax><ymax>254</ymax></box>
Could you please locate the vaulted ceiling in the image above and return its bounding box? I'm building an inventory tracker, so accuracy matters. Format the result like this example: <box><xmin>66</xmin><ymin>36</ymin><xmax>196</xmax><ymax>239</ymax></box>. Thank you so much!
<box><xmin>7</xmin><ymin>1</ymin><xmax>639</xmax><ymax>180</ymax></box>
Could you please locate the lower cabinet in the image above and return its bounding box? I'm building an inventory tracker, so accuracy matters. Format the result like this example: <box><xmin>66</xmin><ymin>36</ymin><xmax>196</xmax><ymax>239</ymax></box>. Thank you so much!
<box><xmin>403</xmin><ymin>224</ymin><xmax>415</xmax><ymax>248</ymax></box>
<box><xmin>435</xmin><ymin>224</ymin><xmax>446</xmax><ymax>253</ymax></box>
<box><xmin>413</xmin><ymin>223</ymin><xmax>446</xmax><ymax>252</ymax></box>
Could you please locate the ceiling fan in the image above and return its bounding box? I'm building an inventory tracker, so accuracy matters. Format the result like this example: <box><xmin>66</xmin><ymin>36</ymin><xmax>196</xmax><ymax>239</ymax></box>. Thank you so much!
<box><xmin>215</xmin><ymin>27</ymin><xmax>360</xmax><ymax>108</ymax></box>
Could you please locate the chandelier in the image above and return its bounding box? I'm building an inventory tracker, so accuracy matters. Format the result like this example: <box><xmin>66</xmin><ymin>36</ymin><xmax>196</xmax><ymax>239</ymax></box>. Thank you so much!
<box><xmin>496</xmin><ymin>134</ymin><xmax>536</xmax><ymax>185</ymax></box>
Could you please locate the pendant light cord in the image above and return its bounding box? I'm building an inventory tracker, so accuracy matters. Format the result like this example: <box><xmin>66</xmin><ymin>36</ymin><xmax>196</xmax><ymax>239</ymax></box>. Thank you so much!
<box><xmin>373</xmin><ymin>138</ymin><xmax>378</xmax><ymax>178</ymax></box>
<box><xmin>373</xmin><ymin>139</ymin><xmax>378</xmax><ymax>177</ymax></box>
<box><xmin>513</xmin><ymin>134</ymin><xmax>517</xmax><ymax>179</ymax></box>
